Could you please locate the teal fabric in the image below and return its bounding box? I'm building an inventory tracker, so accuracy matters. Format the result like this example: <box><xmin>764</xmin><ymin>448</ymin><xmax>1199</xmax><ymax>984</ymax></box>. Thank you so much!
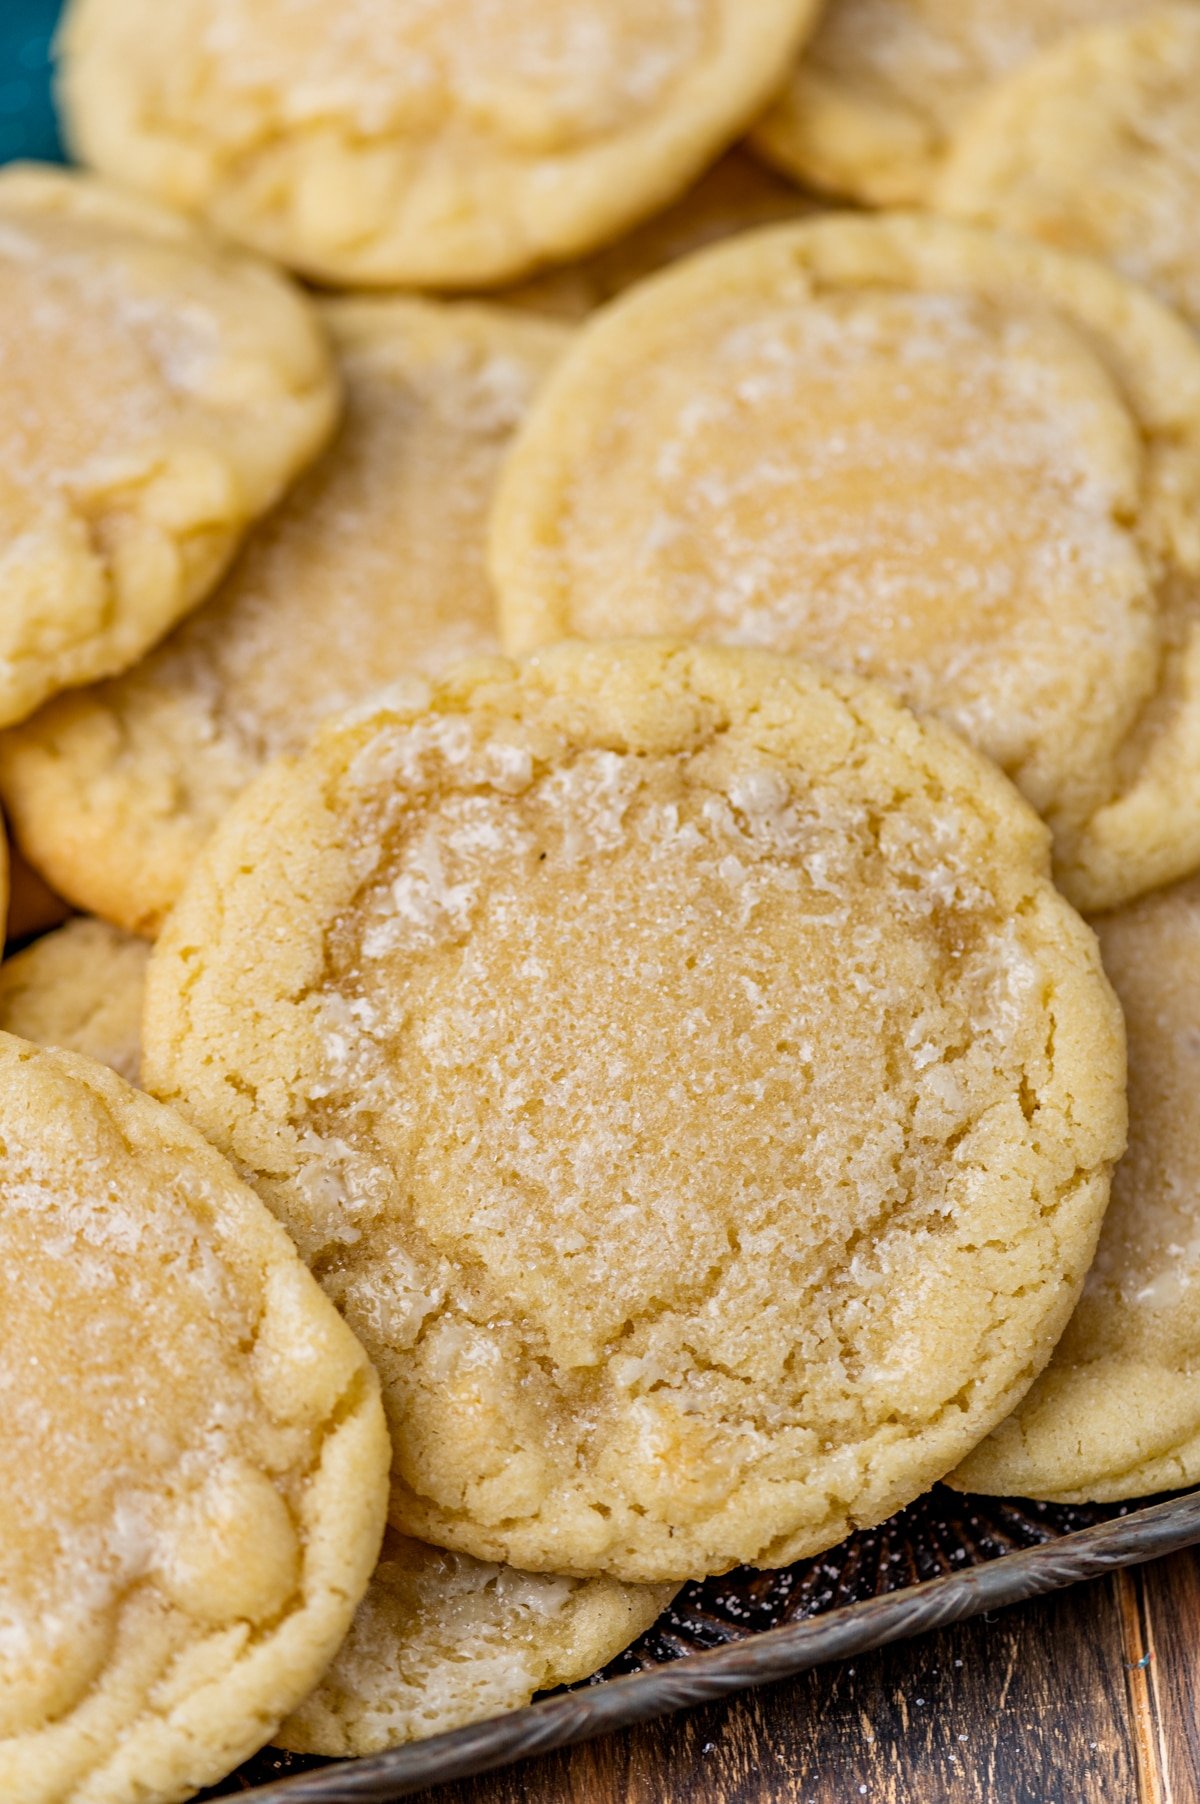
<box><xmin>1</xmin><ymin>0</ymin><xmax>65</xmax><ymax>164</ymax></box>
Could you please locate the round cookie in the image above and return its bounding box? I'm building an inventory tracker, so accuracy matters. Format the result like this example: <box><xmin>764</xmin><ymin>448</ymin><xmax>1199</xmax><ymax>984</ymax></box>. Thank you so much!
<box><xmin>59</xmin><ymin>0</ymin><xmax>821</xmax><ymax>289</ymax></box>
<box><xmin>955</xmin><ymin>874</ymin><xmax>1200</xmax><ymax>1504</ymax></box>
<box><xmin>0</xmin><ymin>164</ymin><xmax>338</xmax><ymax>730</ymax></box>
<box><xmin>937</xmin><ymin>8</ymin><xmax>1200</xmax><ymax>331</ymax></box>
<box><xmin>749</xmin><ymin>0</ymin><xmax>1159</xmax><ymax>206</ymax></box>
<box><xmin>0</xmin><ymin>1036</ymin><xmax>390</xmax><ymax>1804</ymax></box>
<box><xmin>279</xmin><ymin>1531</ymin><xmax>674</xmax><ymax>1755</ymax></box>
<box><xmin>0</xmin><ymin>918</ymin><xmax>149</xmax><ymax>1085</ymax></box>
<box><xmin>490</xmin><ymin>214</ymin><xmax>1200</xmax><ymax>915</ymax></box>
<box><xmin>142</xmin><ymin>640</ymin><xmax>1126</xmax><ymax>1582</ymax></box>
<box><xmin>0</xmin><ymin>299</ymin><xmax>568</xmax><ymax>938</ymax></box>
<box><xmin>6</xmin><ymin>848</ymin><xmax>69</xmax><ymax>945</ymax></box>
<box><xmin>505</xmin><ymin>150</ymin><xmax>816</xmax><ymax>321</ymax></box>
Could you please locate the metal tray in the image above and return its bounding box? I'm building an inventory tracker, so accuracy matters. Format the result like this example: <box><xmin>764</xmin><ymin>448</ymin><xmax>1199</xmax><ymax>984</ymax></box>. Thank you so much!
<box><xmin>202</xmin><ymin>1485</ymin><xmax>1200</xmax><ymax>1800</ymax></box>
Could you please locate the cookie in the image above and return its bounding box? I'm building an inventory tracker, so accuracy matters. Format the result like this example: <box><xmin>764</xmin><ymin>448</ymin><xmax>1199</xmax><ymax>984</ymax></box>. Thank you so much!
<box><xmin>0</xmin><ymin>1036</ymin><xmax>390</xmax><ymax>1804</ymax></box>
<box><xmin>506</xmin><ymin>150</ymin><xmax>816</xmax><ymax>321</ymax></box>
<box><xmin>59</xmin><ymin>0</ymin><xmax>820</xmax><ymax>289</ymax></box>
<box><xmin>278</xmin><ymin>1531</ymin><xmax>674</xmax><ymax>1756</ymax></box>
<box><xmin>954</xmin><ymin>874</ymin><xmax>1200</xmax><ymax>1503</ymax></box>
<box><xmin>0</xmin><ymin>918</ymin><xmax>149</xmax><ymax>1084</ymax></box>
<box><xmin>0</xmin><ymin>299</ymin><xmax>567</xmax><ymax>938</ymax></box>
<box><xmin>141</xmin><ymin>640</ymin><xmax>1125</xmax><ymax>1582</ymax></box>
<box><xmin>937</xmin><ymin>8</ymin><xmax>1200</xmax><ymax>331</ymax></box>
<box><xmin>6</xmin><ymin>848</ymin><xmax>69</xmax><ymax>945</ymax></box>
<box><xmin>750</xmin><ymin>0</ymin><xmax>1155</xmax><ymax>206</ymax></box>
<box><xmin>0</xmin><ymin>164</ymin><xmax>338</xmax><ymax>730</ymax></box>
<box><xmin>491</xmin><ymin>214</ymin><xmax>1200</xmax><ymax>915</ymax></box>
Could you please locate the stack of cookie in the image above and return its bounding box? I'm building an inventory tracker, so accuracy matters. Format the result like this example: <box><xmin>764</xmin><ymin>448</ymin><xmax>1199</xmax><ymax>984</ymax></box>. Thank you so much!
<box><xmin>0</xmin><ymin>3</ymin><xmax>1198</xmax><ymax>1799</ymax></box>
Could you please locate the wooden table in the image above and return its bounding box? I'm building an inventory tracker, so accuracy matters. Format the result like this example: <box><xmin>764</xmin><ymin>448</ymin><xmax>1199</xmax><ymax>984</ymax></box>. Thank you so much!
<box><xmin>426</xmin><ymin>1547</ymin><xmax>1200</xmax><ymax>1803</ymax></box>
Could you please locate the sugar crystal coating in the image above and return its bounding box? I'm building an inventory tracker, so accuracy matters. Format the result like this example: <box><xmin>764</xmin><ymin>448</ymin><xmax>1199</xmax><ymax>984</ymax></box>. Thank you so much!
<box><xmin>0</xmin><ymin>1038</ymin><xmax>389</xmax><ymax>1804</ymax></box>
<box><xmin>938</xmin><ymin>7</ymin><xmax>1200</xmax><ymax>331</ymax></box>
<box><xmin>0</xmin><ymin>165</ymin><xmax>338</xmax><ymax>729</ymax></box>
<box><xmin>278</xmin><ymin>1530</ymin><xmax>674</xmax><ymax>1756</ymax></box>
<box><xmin>60</xmin><ymin>0</ymin><xmax>821</xmax><ymax>285</ymax></box>
<box><xmin>492</xmin><ymin>215</ymin><xmax>1200</xmax><ymax>912</ymax></box>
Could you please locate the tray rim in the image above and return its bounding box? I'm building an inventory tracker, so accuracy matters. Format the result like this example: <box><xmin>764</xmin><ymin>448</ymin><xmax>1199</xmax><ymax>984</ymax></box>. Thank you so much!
<box><xmin>237</xmin><ymin>1486</ymin><xmax>1200</xmax><ymax>1801</ymax></box>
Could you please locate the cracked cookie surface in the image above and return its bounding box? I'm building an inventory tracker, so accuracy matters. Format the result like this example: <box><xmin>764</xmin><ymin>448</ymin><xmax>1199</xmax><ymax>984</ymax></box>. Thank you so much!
<box><xmin>954</xmin><ymin>871</ymin><xmax>1200</xmax><ymax>1503</ymax></box>
<box><xmin>59</xmin><ymin>0</ymin><xmax>820</xmax><ymax>287</ymax></box>
<box><xmin>750</xmin><ymin>0</ymin><xmax>1163</xmax><ymax>205</ymax></box>
<box><xmin>278</xmin><ymin>1530</ymin><xmax>674</xmax><ymax>1756</ymax></box>
<box><xmin>0</xmin><ymin>299</ymin><xmax>566</xmax><ymax>938</ymax></box>
<box><xmin>143</xmin><ymin>641</ymin><xmax>1125</xmax><ymax>1582</ymax></box>
<box><xmin>0</xmin><ymin>165</ymin><xmax>338</xmax><ymax>730</ymax></box>
<box><xmin>0</xmin><ymin>1036</ymin><xmax>390</xmax><ymax>1804</ymax></box>
<box><xmin>491</xmin><ymin>214</ymin><xmax>1200</xmax><ymax>913</ymax></box>
<box><xmin>937</xmin><ymin>7</ymin><xmax>1200</xmax><ymax>331</ymax></box>
<box><xmin>0</xmin><ymin>918</ymin><xmax>149</xmax><ymax>1085</ymax></box>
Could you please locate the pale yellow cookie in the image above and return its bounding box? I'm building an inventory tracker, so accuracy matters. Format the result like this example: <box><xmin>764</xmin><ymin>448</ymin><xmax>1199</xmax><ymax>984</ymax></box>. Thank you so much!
<box><xmin>142</xmin><ymin>641</ymin><xmax>1125</xmax><ymax>1582</ymax></box>
<box><xmin>0</xmin><ymin>1036</ymin><xmax>390</xmax><ymax>1804</ymax></box>
<box><xmin>0</xmin><ymin>164</ymin><xmax>338</xmax><ymax>730</ymax></box>
<box><xmin>0</xmin><ymin>299</ymin><xmax>567</xmax><ymax>938</ymax></box>
<box><xmin>506</xmin><ymin>150</ymin><xmax>817</xmax><ymax>321</ymax></box>
<box><xmin>491</xmin><ymin>214</ymin><xmax>1200</xmax><ymax>914</ymax></box>
<box><xmin>59</xmin><ymin>0</ymin><xmax>821</xmax><ymax>289</ymax></box>
<box><xmin>750</xmin><ymin>0</ymin><xmax>1160</xmax><ymax>206</ymax></box>
<box><xmin>955</xmin><ymin>874</ymin><xmax>1200</xmax><ymax>1503</ymax></box>
<box><xmin>0</xmin><ymin>918</ymin><xmax>148</xmax><ymax>1084</ymax></box>
<box><xmin>279</xmin><ymin>1531</ymin><xmax>674</xmax><ymax>1756</ymax></box>
<box><xmin>6</xmin><ymin>847</ymin><xmax>69</xmax><ymax>945</ymax></box>
<box><xmin>937</xmin><ymin>8</ymin><xmax>1200</xmax><ymax>331</ymax></box>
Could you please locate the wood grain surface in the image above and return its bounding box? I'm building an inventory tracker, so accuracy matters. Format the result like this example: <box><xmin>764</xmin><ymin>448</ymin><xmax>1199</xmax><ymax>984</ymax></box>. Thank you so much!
<box><xmin>423</xmin><ymin>1549</ymin><xmax>1200</xmax><ymax>1804</ymax></box>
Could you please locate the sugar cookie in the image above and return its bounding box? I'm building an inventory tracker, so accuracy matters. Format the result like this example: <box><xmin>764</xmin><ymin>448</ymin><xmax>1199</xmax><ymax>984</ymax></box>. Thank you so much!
<box><xmin>279</xmin><ymin>1531</ymin><xmax>673</xmax><ymax>1756</ymax></box>
<box><xmin>750</xmin><ymin>0</ymin><xmax>1158</xmax><ymax>205</ymax></box>
<box><xmin>60</xmin><ymin>0</ymin><xmax>820</xmax><ymax>288</ymax></box>
<box><xmin>0</xmin><ymin>164</ymin><xmax>338</xmax><ymax>729</ymax></box>
<box><xmin>142</xmin><ymin>641</ymin><xmax>1125</xmax><ymax>1582</ymax></box>
<box><xmin>0</xmin><ymin>299</ymin><xmax>567</xmax><ymax>937</ymax></box>
<box><xmin>491</xmin><ymin>215</ymin><xmax>1200</xmax><ymax>914</ymax></box>
<box><xmin>0</xmin><ymin>918</ymin><xmax>149</xmax><ymax>1084</ymax></box>
<box><xmin>937</xmin><ymin>7</ymin><xmax>1200</xmax><ymax>330</ymax></box>
<box><xmin>955</xmin><ymin>874</ymin><xmax>1200</xmax><ymax>1503</ymax></box>
<box><xmin>0</xmin><ymin>1036</ymin><xmax>389</xmax><ymax>1804</ymax></box>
